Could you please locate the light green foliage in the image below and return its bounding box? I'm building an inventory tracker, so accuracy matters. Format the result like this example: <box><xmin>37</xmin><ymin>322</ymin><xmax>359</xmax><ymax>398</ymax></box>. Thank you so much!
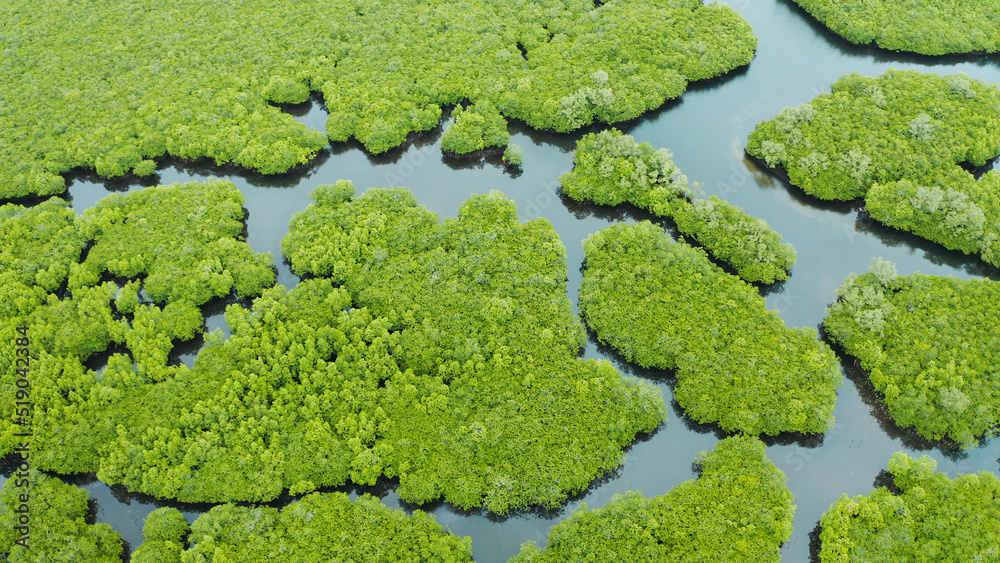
<box><xmin>131</xmin><ymin>507</ymin><xmax>189</xmax><ymax>563</ymax></box>
<box><xmin>747</xmin><ymin>70</ymin><xmax>1000</xmax><ymax>268</ymax></box>
<box><xmin>79</xmin><ymin>180</ymin><xmax>275</xmax><ymax>304</ymax></box>
<box><xmin>179</xmin><ymin>493</ymin><xmax>471</xmax><ymax>562</ymax></box>
<box><xmin>503</xmin><ymin>144</ymin><xmax>524</xmax><ymax>166</ymax></box>
<box><xmin>790</xmin><ymin>0</ymin><xmax>1000</xmax><ymax>55</ymax></box>
<box><xmin>824</xmin><ymin>261</ymin><xmax>1000</xmax><ymax>447</ymax></box>
<box><xmin>579</xmin><ymin>222</ymin><xmax>840</xmax><ymax>435</ymax></box>
<box><xmin>96</xmin><ymin>279</ymin><xmax>392</xmax><ymax>502</ymax></box>
<box><xmin>671</xmin><ymin>196</ymin><xmax>797</xmax><ymax>284</ymax></box>
<box><xmin>280</xmin><ymin>184</ymin><xmax>665</xmax><ymax>512</ymax></box>
<box><xmin>144</xmin><ymin>507</ymin><xmax>190</xmax><ymax>542</ymax></box>
<box><xmin>0</xmin><ymin>471</ymin><xmax>123</xmax><ymax>562</ymax></box>
<box><xmin>562</xmin><ymin>130</ymin><xmax>795</xmax><ymax>283</ymax></box>
<box><xmin>0</xmin><ymin>0</ymin><xmax>755</xmax><ymax>197</ymax></box>
<box><xmin>0</xmin><ymin>198</ymin><xmax>86</xmax><ymax>293</ymax></box>
<box><xmin>866</xmin><ymin>169</ymin><xmax>1000</xmax><ymax>268</ymax></box>
<box><xmin>440</xmin><ymin>101</ymin><xmax>510</xmax><ymax>155</ymax></box>
<box><xmin>511</xmin><ymin>436</ymin><xmax>795</xmax><ymax>562</ymax></box>
<box><xmin>820</xmin><ymin>453</ymin><xmax>1000</xmax><ymax>562</ymax></box>
<box><xmin>0</xmin><ymin>181</ymin><xmax>273</xmax><ymax>476</ymax></box>
<box><xmin>132</xmin><ymin>541</ymin><xmax>182</xmax><ymax>563</ymax></box>
<box><xmin>748</xmin><ymin>70</ymin><xmax>1000</xmax><ymax>200</ymax></box>
<box><xmin>560</xmin><ymin>129</ymin><xmax>690</xmax><ymax>206</ymax></box>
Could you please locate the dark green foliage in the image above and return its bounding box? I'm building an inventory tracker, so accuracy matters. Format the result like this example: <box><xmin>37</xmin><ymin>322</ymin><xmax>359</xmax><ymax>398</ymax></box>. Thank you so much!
<box><xmin>78</xmin><ymin>180</ymin><xmax>275</xmax><ymax>304</ymax></box>
<box><xmin>562</xmin><ymin>130</ymin><xmax>795</xmax><ymax>283</ymax></box>
<box><xmin>441</xmin><ymin>101</ymin><xmax>510</xmax><ymax>155</ymax></box>
<box><xmin>0</xmin><ymin>0</ymin><xmax>755</xmax><ymax>198</ymax></box>
<box><xmin>579</xmin><ymin>221</ymin><xmax>841</xmax><ymax>435</ymax></box>
<box><xmin>280</xmin><ymin>183</ymin><xmax>665</xmax><ymax>512</ymax></box>
<box><xmin>0</xmin><ymin>471</ymin><xmax>123</xmax><ymax>562</ymax></box>
<box><xmin>820</xmin><ymin>453</ymin><xmax>1000</xmax><ymax>561</ymax></box>
<box><xmin>511</xmin><ymin>436</ymin><xmax>795</xmax><ymax>562</ymax></box>
<box><xmin>790</xmin><ymin>0</ymin><xmax>1000</xmax><ymax>55</ymax></box>
<box><xmin>823</xmin><ymin>259</ymin><xmax>1000</xmax><ymax>447</ymax></box>
<box><xmin>746</xmin><ymin>70</ymin><xmax>1000</xmax><ymax>268</ymax></box>
<box><xmin>180</xmin><ymin>493</ymin><xmax>471</xmax><ymax>562</ymax></box>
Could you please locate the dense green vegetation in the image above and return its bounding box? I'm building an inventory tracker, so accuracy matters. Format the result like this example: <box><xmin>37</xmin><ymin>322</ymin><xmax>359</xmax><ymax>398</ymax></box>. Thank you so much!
<box><xmin>562</xmin><ymin>130</ymin><xmax>795</xmax><ymax>283</ymax></box>
<box><xmin>440</xmin><ymin>102</ymin><xmax>510</xmax><ymax>156</ymax></box>
<box><xmin>76</xmin><ymin>181</ymin><xmax>276</xmax><ymax>304</ymax></box>
<box><xmin>820</xmin><ymin>452</ymin><xmax>1000</xmax><ymax>561</ymax></box>
<box><xmin>503</xmin><ymin>144</ymin><xmax>524</xmax><ymax>167</ymax></box>
<box><xmin>131</xmin><ymin>508</ymin><xmax>189</xmax><ymax>563</ymax></box>
<box><xmin>275</xmin><ymin>183</ymin><xmax>664</xmax><ymax>511</ymax></box>
<box><xmin>579</xmin><ymin>221</ymin><xmax>841</xmax><ymax>435</ymax></box>
<box><xmin>0</xmin><ymin>182</ymin><xmax>273</xmax><ymax>471</ymax></box>
<box><xmin>510</xmin><ymin>436</ymin><xmax>795</xmax><ymax>562</ymax></box>
<box><xmin>0</xmin><ymin>0</ymin><xmax>755</xmax><ymax>198</ymax></box>
<box><xmin>1</xmin><ymin>180</ymin><xmax>663</xmax><ymax>513</ymax></box>
<box><xmin>181</xmin><ymin>493</ymin><xmax>471</xmax><ymax>562</ymax></box>
<box><xmin>0</xmin><ymin>471</ymin><xmax>123</xmax><ymax>562</ymax></box>
<box><xmin>790</xmin><ymin>0</ymin><xmax>1000</xmax><ymax>55</ymax></box>
<box><xmin>131</xmin><ymin>493</ymin><xmax>474</xmax><ymax>562</ymax></box>
<box><xmin>824</xmin><ymin>259</ymin><xmax>1000</xmax><ymax>447</ymax></box>
<box><xmin>746</xmin><ymin>70</ymin><xmax>1000</xmax><ymax>268</ymax></box>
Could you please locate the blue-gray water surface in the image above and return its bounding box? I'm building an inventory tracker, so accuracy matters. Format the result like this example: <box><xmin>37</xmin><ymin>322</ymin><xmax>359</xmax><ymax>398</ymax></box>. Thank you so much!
<box><xmin>5</xmin><ymin>1</ymin><xmax>1000</xmax><ymax>561</ymax></box>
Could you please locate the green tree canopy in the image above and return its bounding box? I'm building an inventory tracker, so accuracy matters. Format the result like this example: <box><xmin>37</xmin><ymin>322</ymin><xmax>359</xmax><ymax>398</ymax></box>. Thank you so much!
<box><xmin>10</xmin><ymin>181</ymin><xmax>663</xmax><ymax>514</ymax></box>
<box><xmin>0</xmin><ymin>0</ymin><xmax>755</xmax><ymax>198</ymax></box>
<box><xmin>562</xmin><ymin>129</ymin><xmax>796</xmax><ymax>283</ymax></box>
<box><xmin>579</xmin><ymin>221</ymin><xmax>841</xmax><ymax>435</ymax></box>
<box><xmin>180</xmin><ymin>493</ymin><xmax>472</xmax><ymax>562</ymax></box>
<box><xmin>824</xmin><ymin>259</ymin><xmax>1000</xmax><ymax>448</ymax></box>
<box><xmin>440</xmin><ymin>101</ymin><xmax>510</xmax><ymax>156</ymax></box>
<box><xmin>820</xmin><ymin>452</ymin><xmax>1000</xmax><ymax>561</ymax></box>
<box><xmin>0</xmin><ymin>182</ymin><xmax>272</xmax><ymax>475</ymax></box>
<box><xmin>0</xmin><ymin>471</ymin><xmax>123</xmax><ymax>563</ymax></box>
<box><xmin>746</xmin><ymin>70</ymin><xmax>1000</xmax><ymax>268</ymax></box>
<box><xmin>789</xmin><ymin>0</ymin><xmax>1000</xmax><ymax>55</ymax></box>
<box><xmin>78</xmin><ymin>180</ymin><xmax>275</xmax><ymax>304</ymax></box>
<box><xmin>511</xmin><ymin>436</ymin><xmax>795</xmax><ymax>562</ymax></box>
<box><xmin>276</xmin><ymin>183</ymin><xmax>666</xmax><ymax>513</ymax></box>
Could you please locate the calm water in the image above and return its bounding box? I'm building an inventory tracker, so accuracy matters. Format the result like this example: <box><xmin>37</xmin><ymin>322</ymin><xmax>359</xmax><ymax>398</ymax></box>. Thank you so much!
<box><xmin>5</xmin><ymin>1</ymin><xmax>1000</xmax><ymax>560</ymax></box>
